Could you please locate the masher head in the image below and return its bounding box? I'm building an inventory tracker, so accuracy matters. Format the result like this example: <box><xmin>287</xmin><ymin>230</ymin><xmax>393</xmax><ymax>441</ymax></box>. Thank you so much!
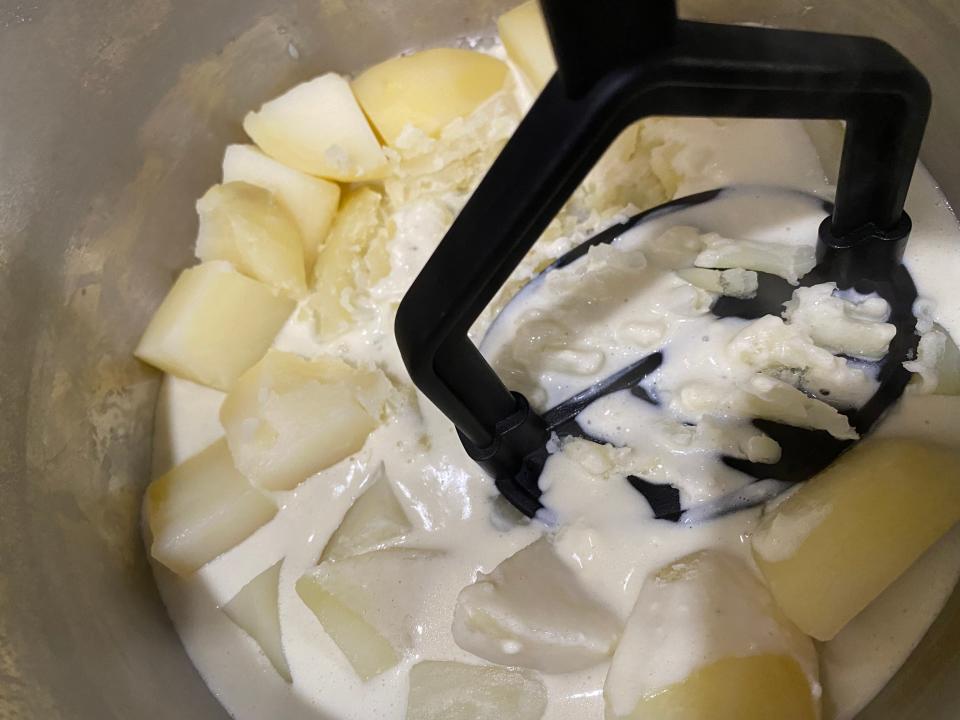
<box><xmin>478</xmin><ymin>186</ymin><xmax>919</xmax><ymax>521</ymax></box>
<box><xmin>394</xmin><ymin>0</ymin><xmax>930</xmax><ymax>520</ymax></box>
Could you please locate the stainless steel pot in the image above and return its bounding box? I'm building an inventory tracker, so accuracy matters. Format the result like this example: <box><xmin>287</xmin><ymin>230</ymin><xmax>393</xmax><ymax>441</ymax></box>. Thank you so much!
<box><xmin>2</xmin><ymin>1</ymin><xmax>958</xmax><ymax>717</ymax></box>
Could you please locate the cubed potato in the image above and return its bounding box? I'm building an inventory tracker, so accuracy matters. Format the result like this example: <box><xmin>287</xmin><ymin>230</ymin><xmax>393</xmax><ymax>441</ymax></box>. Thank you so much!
<box><xmin>363</xmin><ymin>228</ymin><xmax>392</xmax><ymax>286</ymax></box>
<box><xmin>453</xmin><ymin>537</ymin><xmax>620</xmax><ymax>673</ymax></box>
<box><xmin>145</xmin><ymin>439</ymin><xmax>278</xmax><ymax>576</ymax></box>
<box><xmin>740</xmin><ymin>375</ymin><xmax>858</xmax><ymax>439</ymax></box>
<box><xmin>604</xmin><ymin>550</ymin><xmax>819</xmax><ymax>720</ymax></box>
<box><xmin>135</xmin><ymin>261</ymin><xmax>296</xmax><ymax>391</ymax></box>
<box><xmin>580</xmin><ymin>121</ymin><xmax>668</xmax><ymax>215</ymax></box>
<box><xmin>783</xmin><ymin>283</ymin><xmax>895</xmax><ymax>360</ymax></box>
<box><xmin>497</xmin><ymin>0</ymin><xmax>557</xmax><ymax>92</ymax></box>
<box><xmin>728</xmin><ymin>314</ymin><xmax>878</xmax><ymax>408</ymax></box>
<box><xmin>676</xmin><ymin>267</ymin><xmax>758</xmax><ymax>299</ymax></box>
<box><xmin>752</xmin><ymin>437</ymin><xmax>960</xmax><ymax>640</ymax></box>
<box><xmin>352</xmin><ymin>48</ymin><xmax>508</xmax><ymax>146</ymax></box>
<box><xmin>195</xmin><ymin>182</ymin><xmax>307</xmax><ymax>297</ymax></box>
<box><xmin>905</xmin><ymin>324</ymin><xmax>960</xmax><ymax>395</ymax></box>
<box><xmin>220</xmin><ymin>350</ymin><xmax>391</xmax><ymax>492</ymax></box>
<box><xmin>222</xmin><ymin>144</ymin><xmax>341</xmax><ymax>269</ymax></box>
<box><xmin>381</xmin><ymin>93</ymin><xmax>520</xmax><ymax>207</ymax></box>
<box><xmin>308</xmin><ymin>187</ymin><xmax>390</xmax><ymax>339</ymax></box>
<box><xmin>406</xmin><ymin>661</ymin><xmax>547</xmax><ymax>720</ymax></box>
<box><xmin>296</xmin><ymin>548</ymin><xmax>442</xmax><ymax>680</ymax></box>
<box><xmin>694</xmin><ymin>233</ymin><xmax>815</xmax><ymax>284</ymax></box>
<box><xmin>321</xmin><ymin>465</ymin><xmax>412</xmax><ymax>562</ymax></box>
<box><xmin>643</xmin><ymin>226</ymin><xmax>706</xmax><ymax>270</ymax></box>
<box><xmin>608</xmin><ymin>655</ymin><xmax>818</xmax><ymax>720</ymax></box>
<box><xmin>223</xmin><ymin>561</ymin><xmax>291</xmax><ymax>681</ymax></box>
<box><xmin>243</xmin><ymin>73</ymin><xmax>387</xmax><ymax>182</ymax></box>
<box><xmin>676</xmin><ymin>375</ymin><xmax>858</xmax><ymax>440</ymax></box>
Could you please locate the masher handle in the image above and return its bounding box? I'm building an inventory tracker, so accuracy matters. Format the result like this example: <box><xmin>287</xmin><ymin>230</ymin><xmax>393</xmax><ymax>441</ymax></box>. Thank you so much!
<box><xmin>541</xmin><ymin>0</ymin><xmax>678</xmax><ymax>98</ymax></box>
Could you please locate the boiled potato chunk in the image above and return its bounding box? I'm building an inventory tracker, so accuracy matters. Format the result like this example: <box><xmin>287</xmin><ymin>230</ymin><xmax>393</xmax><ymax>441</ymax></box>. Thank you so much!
<box><xmin>676</xmin><ymin>267</ymin><xmax>758</xmax><ymax>299</ymax></box>
<box><xmin>321</xmin><ymin>465</ymin><xmax>412</xmax><ymax>562</ymax></box>
<box><xmin>220</xmin><ymin>350</ymin><xmax>391</xmax><ymax>492</ymax></box>
<box><xmin>453</xmin><ymin>537</ymin><xmax>620</xmax><ymax>673</ymax></box>
<box><xmin>406</xmin><ymin>660</ymin><xmax>547</xmax><ymax>720</ymax></box>
<box><xmin>135</xmin><ymin>261</ymin><xmax>295</xmax><ymax>391</ymax></box>
<box><xmin>243</xmin><ymin>73</ymin><xmax>386</xmax><ymax>182</ymax></box>
<box><xmin>498</xmin><ymin>0</ymin><xmax>557</xmax><ymax>92</ymax></box>
<box><xmin>223</xmin><ymin>561</ymin><xmax>291</xmax><ymax>682</ymax></box>
<box><xmin>728</xmin><ymin>315</ymin><xmax>877</xmax><ymax>409</ymax></box>
<box><xmin>352</xmin><ymin>48</ymin><xmax>508</xmax><ymax>146</ymax></box>
<box><xmin>676</xmin><ymin>375</ymin><xmax>858</xmax><ymax>440</ymax></box>
<box><xmin>309</xmin><ymin>187</ymin><xmax>390</xmax><ymax>339</ymax></box>
<box><xmin>905</xmin><ymin>324</ymin><xmax>960</xmax><ymax>395</ymax></box>
<box><xmin>145</xmin><ymin>439</ymin><xmax>278</xmax><ymax>576</ymax></box>
<box><xmin>694</xmin><ymin>233</ymin><xmax>816</xmax><ymax>284</ymax></box>
<box><xmin>783</xmin><ymin>283</ymin><xmax>895</xmax><ymax>360</ymax></box>
<box><xmin>609</xmin><ymin>655</ymin><xmax>818</xmax><ymax>720</ymax></box>
<box><xmin>752</xmin><ymin>437</ymin><xmax>960</xmax><ymax>640</ymax></box>
<box><xmin>195</xmin><ymin>182</ymin><xmax>307</xmax><ymax>296</ymax></box>
<box><xmin>222</xmin><ymin>144</ymin><xmax>340</xmax><ymax>269</ymax></box>
<box><xmin>296</xmin><ymin>548</ymin><xmax>442</xmax><ymax>680</ymax></box>
<box><xmin>604</xmin><ymin>550</ymin><xmax>818</xmax><ymax>720</ymax></box>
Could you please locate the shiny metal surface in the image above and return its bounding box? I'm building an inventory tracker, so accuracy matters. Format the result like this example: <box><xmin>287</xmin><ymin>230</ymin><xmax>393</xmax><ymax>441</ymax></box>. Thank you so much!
<box><xmin>0</xmin><ymin>1</ymin><xmax>957</xmax><ymax>717</ymax></box>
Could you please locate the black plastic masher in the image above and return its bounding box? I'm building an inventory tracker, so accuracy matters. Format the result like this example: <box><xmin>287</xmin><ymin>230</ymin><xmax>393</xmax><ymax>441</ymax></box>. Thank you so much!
<box><xmin>395</xmin><ymin>0</ymin><xmax>930</xmax><ymax>519</ymax></box>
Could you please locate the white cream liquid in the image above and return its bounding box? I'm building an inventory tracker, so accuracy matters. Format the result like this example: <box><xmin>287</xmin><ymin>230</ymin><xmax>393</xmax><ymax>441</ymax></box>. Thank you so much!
<box><xmin>150</xmin><ymin>52</ymin><xmax>960</xmax><ymax>720</ymax></box>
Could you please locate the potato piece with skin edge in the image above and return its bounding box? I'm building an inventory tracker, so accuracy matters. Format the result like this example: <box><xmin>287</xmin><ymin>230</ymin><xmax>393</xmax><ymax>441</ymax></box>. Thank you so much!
<box><xmin>453</xmin><ymin>536</ymin><xmax>620</xmax><ymax>673</ymax></box>
<box><xmin>321</xmin><ymin>464</ymin><xmax>412</xmax><ymax>562</ymax></box>
<box><xmin>497</xmin><ymin>0</ymin><xmax>557</xmax><ymax>92</ymax></box>
<box><xmin>243</xmin><ymin>73</ymin><xmax>387</xmax><ymax>182</ymax></box>
<box><xmin>406</xmin><ymin>661</ymin><xmax>548</xmax><ymax>720</ymax></box>
<box><xmin>146</xmin><ymin>439</ymin><xmax>278</xmax><ymax>576</ymax></box>
<box><xmin>308</xmin><ymin>187</ymin><xmax>390</xmax><ymax>339</ymax></box>
<box><xmin>604</xmin><ymin>550</ymin><xmax>819</xmax><ymax>720</ymax></box>
<box><xmin>196</xmin><ymin>182</ymin><xmax>307</xmax><ymax>297</ymax></box>
<box><xmin>296</xmin><ymin>548</ymin><xmax>443</xmax><ymax>680</ymax></box>
<box><xmin>752</xmin><ymin>437</ymin><xmax>960</xmax><ymax>641</ymax></box>
<box><xmin>222</xmin><ymin>144</ymin><xmax>340</xmax><ymax>270</ymax></box>
<box><xmin>352</xmin><ymin>48</ymin><xmax>509</xmax><ymax>146</ymax></box>
<box><xmin>134</xmin><ymin>261</ymin><xmax>295</xmax><ymax>391</ymax></box>
<box><xmin>223</xmin><ymin>561</ymin><xmax>291</xmax><ymax>682</ymax></box>
<box><xmin>220</xmin><ymin>350</ymin><xmax>391</xmax><ymax>492</ymax></box>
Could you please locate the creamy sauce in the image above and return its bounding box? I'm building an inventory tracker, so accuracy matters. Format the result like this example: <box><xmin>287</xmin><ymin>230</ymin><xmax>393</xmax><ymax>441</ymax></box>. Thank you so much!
<box><xmin>150</xmin><ymin>48</ymin><xmax>960</xmax><ymax>720</ymax></box>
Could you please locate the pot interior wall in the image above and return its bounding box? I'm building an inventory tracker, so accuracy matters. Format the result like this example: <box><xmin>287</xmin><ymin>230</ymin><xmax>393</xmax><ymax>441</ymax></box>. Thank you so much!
<box><xmin>0</xmin><ymin>1</ymin><xmax>957</xmax><ymax>717</ymax></box>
